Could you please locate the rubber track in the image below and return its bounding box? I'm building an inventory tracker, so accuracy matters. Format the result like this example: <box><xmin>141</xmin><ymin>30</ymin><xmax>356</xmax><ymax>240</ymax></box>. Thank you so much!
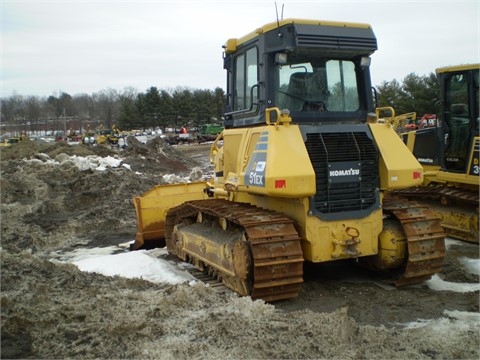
<box><xmin>165</xmin><ymin>199</ymin><xmax>304</xmax><ymax>302</ymax></box>
<box><xmin>383</xmin><ymin>197</ymin><xmax>446</xmax><ymax>286</ymax></box>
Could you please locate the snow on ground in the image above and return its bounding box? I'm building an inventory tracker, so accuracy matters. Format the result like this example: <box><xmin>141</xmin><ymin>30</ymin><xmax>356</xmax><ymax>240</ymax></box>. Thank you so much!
<box><xmin>24</xmin><ymin>153</ymin><xmax>125</xmax><ymax>171</ymax></box>
<box><xmin>401</xmin><ymin>309</ymin><xmax>480</xmax><ymax>330</ymax></box>
<box><xmin>53</xmin><ymin>246</ymin><xmax>196</xmax><ymax>285</ymax></box>
<box><xmin>23</xmin><ymin>152</ymin><xmax>196</xmax><ymax>182</ymax></box>
<box><xmin>53</xmin><ymin>238</ymin><xmax>480</xmax><ymax>296</ymax></box>
<box><xmin>73</xmin><ymin>249</ymin><xmax>196</xmax><ymax>285</ymax></box>
<box><xmin>52</xmin><ymin>239</ymin><xmax>479</xmax><ymax>333</ymax></box>
<box><xmin>459</xmin><ymin>256</ymin><xmax>480</xmax><ymax>275</ymax></box>
<box><xmin>426</xmin><ymin>274</ymin><xmax>480</xmax><ymax>293</ymax></box>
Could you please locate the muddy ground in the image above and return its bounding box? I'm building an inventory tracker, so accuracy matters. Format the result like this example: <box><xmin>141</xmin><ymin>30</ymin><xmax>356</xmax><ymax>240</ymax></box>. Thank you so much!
<box><xmin>1</xmin><ymin>138</ymin><xmax>479</xmax><ymax>359</ymax></box>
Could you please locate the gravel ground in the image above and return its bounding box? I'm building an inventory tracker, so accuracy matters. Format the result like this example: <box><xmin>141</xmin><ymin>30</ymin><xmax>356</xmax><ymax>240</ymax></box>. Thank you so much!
<box><xmin>1</xmin><ymin>138</ymin><xmax>478</xmax><ymax>359</ymax></box>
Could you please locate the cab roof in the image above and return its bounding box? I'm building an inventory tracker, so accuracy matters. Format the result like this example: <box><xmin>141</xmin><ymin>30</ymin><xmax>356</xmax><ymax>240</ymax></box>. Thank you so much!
<box><xmin>225</xmin><ymin>18</ymin><xmax>373</xmax><ymax>54</ymax></box>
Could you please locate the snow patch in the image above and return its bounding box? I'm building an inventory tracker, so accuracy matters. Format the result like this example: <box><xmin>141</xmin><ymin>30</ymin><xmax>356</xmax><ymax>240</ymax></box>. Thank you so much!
<box><xmin>426</xmin><ymin>274</ymin><xmax>480</xmax><ymax>293</ymax></box>
<box><xmin>459</xmin><ymin>257</ymin><xmax>480</xmax><ymax>275</ymax></box>
<box><xmin>162</xmin><ymin>173</ymin><xmax>190</xmax><ymax>183</ymax></box>
<box><xmin>24</xmin><ymin>153</ymin><xmax>129</xmax><ymax>172</ymax></box>
<box><xmin>402</xmin><ymin>310</ymin><xmax>480</xmax><ymax>330</ymax></box>
<box><xmin>72</xmin><ymin>249</ymin><xmax>195</xmax><ymax>284</ymax></box>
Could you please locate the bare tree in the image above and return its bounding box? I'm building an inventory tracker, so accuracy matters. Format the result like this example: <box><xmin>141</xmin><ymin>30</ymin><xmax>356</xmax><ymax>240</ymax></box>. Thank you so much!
<box><xmin>93</xmin><ymin>88</ymin><xmax>120</xmax><ymax>129</ymax></box>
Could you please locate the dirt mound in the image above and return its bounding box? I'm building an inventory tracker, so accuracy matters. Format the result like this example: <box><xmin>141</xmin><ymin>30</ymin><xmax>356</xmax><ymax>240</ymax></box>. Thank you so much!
<box><xmin>0</xmin><ymin>139</ymin><xmax>112</xmax><ymax>161</ymax></box>
<box><xmin>0</xmin><ymin>137</ymin><xmax>205</xmax><ymax>255</ymax></box>
<box><xmin>123</xmin><ymin>136</ymin><xmax>198</xmax><ymax>174</ymax></box>
<box><xmin>0</xmin><ymin>137</ymin><xmax>197</xmax><ymax>174</ymax></box>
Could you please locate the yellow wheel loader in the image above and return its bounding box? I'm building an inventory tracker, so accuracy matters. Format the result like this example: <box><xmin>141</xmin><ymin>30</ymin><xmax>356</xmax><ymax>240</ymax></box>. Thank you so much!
<box><xmin>132</xmin><ymin>19</ymin><xmax>446</xmax><ymax>302</ymax></box>
<box><xmin>399</xmin><ymin>64</ymin><xmax>479</xmax><ymax>243</ymax></box>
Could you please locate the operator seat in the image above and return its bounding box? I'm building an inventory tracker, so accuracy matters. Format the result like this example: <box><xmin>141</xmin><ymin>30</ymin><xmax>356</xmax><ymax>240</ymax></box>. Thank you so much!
<box><xmin>308</xmin><ymin>70</ymin><xmax>328</xmax><ymax>101</ymax></box>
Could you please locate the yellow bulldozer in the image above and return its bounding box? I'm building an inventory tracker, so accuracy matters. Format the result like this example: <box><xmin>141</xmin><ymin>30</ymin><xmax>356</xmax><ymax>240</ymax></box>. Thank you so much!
<box><xmin>398</xmin><ymin>64</ymin><xmax>479</xmax><ymax>243</ymax></box>
<box><xmin>132</xmin><ymin>18</ymin><xmax>446</xmax><ymax>302</ymax></box>
<box><xmin>95</xmin><ymin>124</ymin><xmax>121</xmax><ymax>146</ymax></box>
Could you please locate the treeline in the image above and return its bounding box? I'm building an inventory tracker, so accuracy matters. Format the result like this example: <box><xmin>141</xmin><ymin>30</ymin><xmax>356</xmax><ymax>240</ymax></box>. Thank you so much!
<box><xmin>376</xmin><ymin>72</ymin><xmax>440</xmax><ymax>116</ymax></box>
<box><xmin>118</xmin><ymin>87</ymin><xmax>225</xmax><ymax>131</ymax></box>
<box><xmin>0</xmin><ymin>86</ymin><xmax>226</xmax><ymax>134</ymax></box>
<box><xmin>0</xmin><ymin>72</ymin><xmax>439</xmax><ymax>133</ymax></box>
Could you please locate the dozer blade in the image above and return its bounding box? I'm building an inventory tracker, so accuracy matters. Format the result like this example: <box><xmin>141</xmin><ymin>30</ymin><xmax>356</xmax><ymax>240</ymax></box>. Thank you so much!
<box><xmin>132</xmin><ymin>181</ymin><xmax>210</xmax><ymax>250</ymax></box>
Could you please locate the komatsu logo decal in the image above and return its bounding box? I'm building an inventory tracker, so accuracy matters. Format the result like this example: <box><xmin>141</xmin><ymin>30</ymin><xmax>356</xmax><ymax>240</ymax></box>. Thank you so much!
<box><xmin>329</xmin><ymin>168</ymin><xmax>360</xmax><ymax>177</ymax></box>
<box><xmin>418</xmin><ymin>157</ymin><xmax>434</xmax><ymax>164</ymax></box>
<box><xmin>328</xmin><ymin>161</ymin><xmax>361</xmax><ymax>184</ymax></box>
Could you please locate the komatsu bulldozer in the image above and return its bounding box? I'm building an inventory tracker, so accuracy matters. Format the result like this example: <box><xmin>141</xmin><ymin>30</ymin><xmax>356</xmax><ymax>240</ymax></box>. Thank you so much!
<box><xmin>399</xmin><ymin>64</ymin><xmax>479</xmax><ymax>243</ymax></box>
<box><xmin>132</xmin><ymin>19</ymin><xmax>446</xmax><ymax>302</ymax></box>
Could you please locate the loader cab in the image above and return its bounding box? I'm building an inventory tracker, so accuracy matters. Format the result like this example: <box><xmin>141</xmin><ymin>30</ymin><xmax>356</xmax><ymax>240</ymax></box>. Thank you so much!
<box><xmin>437</xmin><ymin>64</ymin><xmax>480</xmax><ymax>175</ymax></box>
<box><xmin>223</xmin><ymin>19</ymin><xmax>378</xmax><ymax>128</ymax></box>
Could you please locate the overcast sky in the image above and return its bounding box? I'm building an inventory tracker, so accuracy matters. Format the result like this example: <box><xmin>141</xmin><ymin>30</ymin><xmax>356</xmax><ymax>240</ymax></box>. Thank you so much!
<box><xmin>1</xmin><ymin>0</ymin><xmax>479</xmax><ymax>98</ymax></box>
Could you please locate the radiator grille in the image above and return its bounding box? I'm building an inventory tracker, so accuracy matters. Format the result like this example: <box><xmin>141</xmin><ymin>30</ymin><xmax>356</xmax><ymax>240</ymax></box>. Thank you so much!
<box><xmin>305</xmin><ymin>131</ymin><xmax>378</xmax><ymax>215</ymax></box>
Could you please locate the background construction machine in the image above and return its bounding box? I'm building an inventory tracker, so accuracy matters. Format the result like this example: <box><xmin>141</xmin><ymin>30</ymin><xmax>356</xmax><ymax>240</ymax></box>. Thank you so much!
<box><xmin>196</xmin><ymin>123</ymin><xmax>225</xmax><ymax>143</ymax></box>
<box><xmin>95</xmin><ymin>125</ymin><xmax>121</xmax><ymax>146</ymax></box>
<box><xmin>132</xmin><ymin>18</ymin><xmax>446</xmax><ymax>302</ymax></box>
<box><xmin>375</xmin><ymin>108</ymin><xmax>417</xmax><ymax>133</ymax></box>
<box><xmin>399</xmin><ymin>64</ymin><xmax>479</xmax><ymax>243</ymax></box>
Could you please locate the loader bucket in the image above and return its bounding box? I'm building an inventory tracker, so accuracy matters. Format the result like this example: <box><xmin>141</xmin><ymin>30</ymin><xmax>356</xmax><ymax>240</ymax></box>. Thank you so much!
<box><xmin>132</xmin><ymin>181</ymin><xmax>210</xmax><ymax>250</ymax></box>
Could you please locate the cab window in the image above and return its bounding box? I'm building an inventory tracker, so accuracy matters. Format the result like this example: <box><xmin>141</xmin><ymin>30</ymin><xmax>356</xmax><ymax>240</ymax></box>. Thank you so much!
<box><xmin>276</xmin><ymin>59</ymin><xmax>359</xmax><ymax>112</ymax></box>
<box><xmin>234</xmin><ymin>47</ymin><xmax>258</xmax><ymax>111</ymax></box>
<box><xmin>444</xmin><ymin>72</ymin><xmax>471</xmax><ymax>171</ymax></box>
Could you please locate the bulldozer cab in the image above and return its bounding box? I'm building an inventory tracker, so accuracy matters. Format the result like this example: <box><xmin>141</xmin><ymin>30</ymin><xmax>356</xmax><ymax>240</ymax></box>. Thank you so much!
<box><xmin>223</xmin><ymin>19</ymin><xmax>377</xmax><ymax>128</ymax></box>
<box><xmin>438</xmin><ymin>64</ymin><xmax>480</xmax><ymax>175</ymax></box>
